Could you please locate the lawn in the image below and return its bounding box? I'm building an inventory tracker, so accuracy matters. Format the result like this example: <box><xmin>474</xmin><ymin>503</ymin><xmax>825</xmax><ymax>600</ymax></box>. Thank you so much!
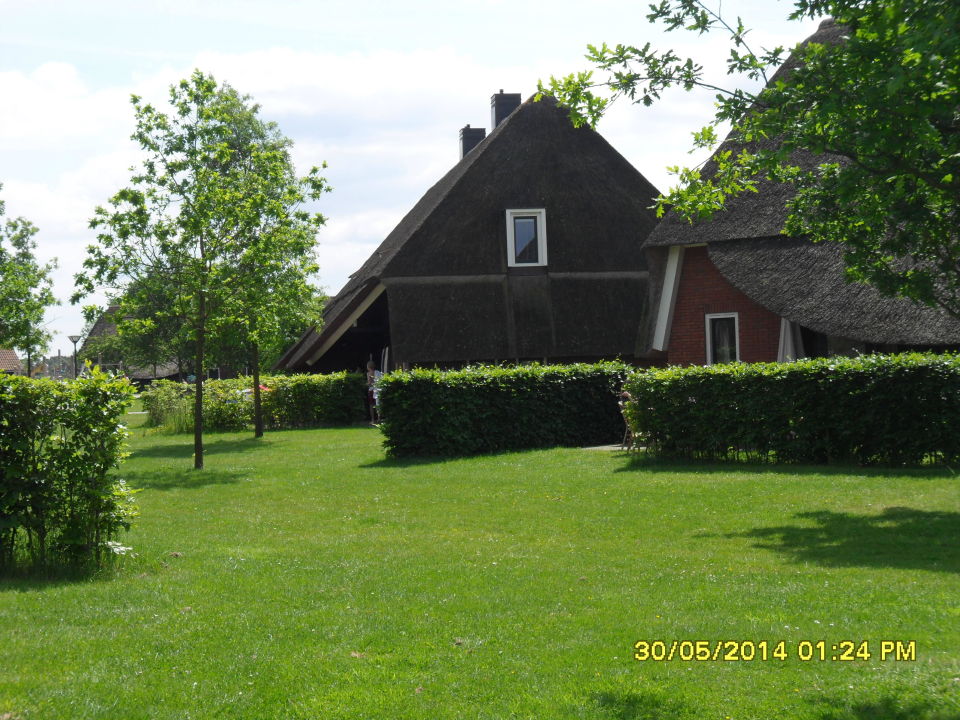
<box><xmin>0</xmin><ymin>419</ymin><xmax>957</xmax><ymax>719</ymax></box>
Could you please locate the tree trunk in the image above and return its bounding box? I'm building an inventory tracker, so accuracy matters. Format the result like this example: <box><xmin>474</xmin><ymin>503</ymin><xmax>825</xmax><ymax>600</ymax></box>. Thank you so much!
<box><xmin>252</xmin><ymin>341</ymin><xmax>263</xmax><ymax>438</ymax></box>
<box><xmin>193</xmin><ymin>289</ymin><xmax>205</xmax><ymax>470</ymax></box>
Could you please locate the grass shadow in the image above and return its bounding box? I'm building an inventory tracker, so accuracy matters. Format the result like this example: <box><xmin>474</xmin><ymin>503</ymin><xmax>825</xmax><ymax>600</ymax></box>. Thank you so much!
<box><xmin>589</xmin><ymin>690</ymin><xmax>697</xmax><ymax>720</ymax></box>
<box><xmin>615</xmin><ymin>453</ymin><xmax>958</xmax><ymax>480</ymax></box>
<box><xmin>809</xmin><ymin>694</ymin><xmax>960</xmax><ymax>720</ymax></box>
<box><xmin>722</xmin><ymin>507</ymin><xmax>960</xmax><ymax>573</ymax></box>
<box><xmin>358</xmin><ymin>445</ymin><xmax>567</xmax><ymax>469</ymax></box>
<box><xmin>130</xmin><ymin>436</ymin><xmax>265</xmax><ymax>460</ymax></box>
<box><xmin>0</xmin><ymin>564</ymin><xmax>118</xmax><ymax>592</ymax></box>
<box><xmin>124</xmin><ymin>467</ymin><xmax>245</xmax><ymax>491</ymax></box>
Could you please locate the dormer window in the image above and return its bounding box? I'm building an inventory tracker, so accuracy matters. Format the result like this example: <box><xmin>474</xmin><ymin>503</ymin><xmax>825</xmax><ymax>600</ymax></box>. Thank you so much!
<box><xmin>506</xmin><ymin>208</ymin><xmax>547</xmax><ymax>267</ymax></box>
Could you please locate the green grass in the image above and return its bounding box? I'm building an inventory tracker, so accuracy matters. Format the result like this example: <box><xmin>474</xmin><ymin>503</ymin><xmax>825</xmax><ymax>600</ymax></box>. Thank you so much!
<box><xmin>1</xmin><ymin>419</ymin><xmax>958</xmax><ymax>719</ymax></box>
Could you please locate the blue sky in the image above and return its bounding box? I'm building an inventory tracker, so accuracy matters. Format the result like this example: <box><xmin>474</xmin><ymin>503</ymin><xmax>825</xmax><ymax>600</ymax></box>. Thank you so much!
<box><xmin>0</xmin><ymin>0</ymin><xmax>819</xmax><ymax>354</ymax></box>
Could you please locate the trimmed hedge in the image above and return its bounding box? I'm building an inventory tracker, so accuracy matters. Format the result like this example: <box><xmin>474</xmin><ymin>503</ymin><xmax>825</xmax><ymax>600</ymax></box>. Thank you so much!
<box><xmin>624</xmin><ymin>353</ymin><xmax>960</xmax><ymax>465</ymax></box>
<box><xmin>0</xmin><ymin>369</ymin><xmax>137</xmax><ymax>570</ymax></box>
<box><xmin>140</xmin><ymin>372</ymin><xmax>368</xmax><ymax>432</ymax></box>
<box><xmin>378</xmin><ymin>362</ymin><xmax>630</xmax><ymax>457</ymax></box>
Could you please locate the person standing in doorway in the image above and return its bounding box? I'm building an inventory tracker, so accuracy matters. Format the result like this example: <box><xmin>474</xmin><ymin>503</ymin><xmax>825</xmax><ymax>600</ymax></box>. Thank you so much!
<box><xmin>366</xmin><ymin>360</ymin><xmax>383</xmax><ymax>426</ymax></box>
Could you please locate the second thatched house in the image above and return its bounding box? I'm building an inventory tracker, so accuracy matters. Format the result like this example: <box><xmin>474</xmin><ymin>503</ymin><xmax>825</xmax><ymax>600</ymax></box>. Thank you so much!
<box><xmin>642</xmin><ymin>19</ymin><xmax>960</xmax><ymax>365</ymax></box>
<box><xmin>277</xmin><ymin>91</ymin><xmax>662</xmax><ymax>372</ymax></box>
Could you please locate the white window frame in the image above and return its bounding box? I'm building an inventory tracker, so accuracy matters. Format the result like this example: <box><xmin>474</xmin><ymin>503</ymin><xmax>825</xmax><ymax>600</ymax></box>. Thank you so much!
<box><xmin>705</xmin><ymin>312</ymin><xmax>740</xmax><ymax>365</ymax></box>
<box><xmin>506</xmin><ymin>208</ymin><xmax>547</xmax><ymax>267</ymax></box>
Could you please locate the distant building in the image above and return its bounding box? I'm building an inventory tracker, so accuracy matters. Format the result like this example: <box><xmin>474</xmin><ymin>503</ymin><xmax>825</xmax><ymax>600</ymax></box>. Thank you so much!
<box><xmin>31</xmin><ymin>354</ymin><xmax>72</xmax><ymax>379</ymax></box>
<box><xmin>79</xmin><ymin>305</ymin><xmax>181</xmax><ymax>382</ymax></box>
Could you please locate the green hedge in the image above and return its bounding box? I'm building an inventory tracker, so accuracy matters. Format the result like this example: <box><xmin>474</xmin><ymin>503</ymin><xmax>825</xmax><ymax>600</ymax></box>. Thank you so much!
<box><xmin>623</xmin><ymin>353</ymin><xmax>960</xmax><ymax>465</ymax></box>
<box><xmin>0</xmin><ymin>369</ymin><xmax>137</xmax><ymax>570</ymax></box>
<box><xmin>378</xmin><ymin>362</ymin><xmax>630</xmax><ymax>457</ymax></box>
<box><xmin>140</xmin><ymin>372</ymin><xmax>368</xmax><ymax>432</ymax></box>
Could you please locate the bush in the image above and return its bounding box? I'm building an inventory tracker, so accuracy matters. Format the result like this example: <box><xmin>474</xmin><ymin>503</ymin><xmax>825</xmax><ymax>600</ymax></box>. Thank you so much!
<box><xmin>0</xmin><ymin>368</ymin><xmax>137</xmax><ymax>571</ymax></box>
<box><xmin>624</xmin><ymin>353</ymin><xmax>960</xmax><ymax>465</ymax></box>
<box><xmin>139</xmin><ymin>372</ymin><xmax>367</xmax><ymax>432</ymax></box>
<box><xmin>260</xmin><ymin>372</ymin><xmax>368</xmax><ymax>428</ymax></box>
<box><xmin>141</xmin><ymin>379</ymin><xmax>193</xmax><ymax>431</ymax></box>
<box><xmin>378</xmin><ymin>362</ymin><xmax>630</xmax><ymax>457</ymax></box>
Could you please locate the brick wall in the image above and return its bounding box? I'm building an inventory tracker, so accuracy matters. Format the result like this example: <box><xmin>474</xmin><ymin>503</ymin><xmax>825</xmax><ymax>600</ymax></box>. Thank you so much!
<box><xmin>667</xmin><ymin>246</ymin><xmax>782</xmax><ymax>365</ymax></box>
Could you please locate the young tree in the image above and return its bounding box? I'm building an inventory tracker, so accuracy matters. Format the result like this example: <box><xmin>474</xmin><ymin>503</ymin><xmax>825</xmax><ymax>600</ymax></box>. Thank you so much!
<box><xmin>541</xmin><ymin>0</ymin><xmax>960</xmax><ymax>317</ymax></box>
<box><xmin>74</xmin><ymin>71</ymin><xmax>328</xmax><ymax>468</ymax></box>
<box><xmin>204</xmin><ymin>90</ymin><xmax>329</xmax><ymax>438</ymax></box>
<box><xmin>0</xmin><ymin>185</ymin><xmax>58</xmax><ymax>373</ymax></box>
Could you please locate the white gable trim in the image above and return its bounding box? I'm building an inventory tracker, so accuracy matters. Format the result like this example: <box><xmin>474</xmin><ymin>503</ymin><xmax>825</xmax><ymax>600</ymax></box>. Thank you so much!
<box><xmin>306</xmin><ymin>283</ymin><xmax>386</xmax><ymax>366</ymax></box>
<box><xmin>652</xmin><ymin>246</ymin><xmax>684</xmax><ymax>352</ymax></box>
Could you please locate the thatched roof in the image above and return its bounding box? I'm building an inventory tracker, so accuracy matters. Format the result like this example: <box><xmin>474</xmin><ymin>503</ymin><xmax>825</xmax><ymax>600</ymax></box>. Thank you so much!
<box><xmin>279</xmin><ymin>93</ymin><xmax>662</xmax><ymax>368</ymax></box>
<box><xmin>78</xmin><ymin>305</ymin><xmax>120</xmax><ymax>355</ymax></box>
<box><xmin>643</xmin><ymin>18</ymin><xmax>960</xmax><ymax>345</ymax></box>
<box><xmin>646</xmin><ymin>19</ymin><xmax>849</xmax><ymax>248</ymax></box>
<box><xmin>0</xmin><ymin>348</ymin><xmax>22</xmax><ymax>374</ymax></box>
<box><xmin>710</xmin><ymin>237</ymin><xmax>960</xmax><ymax>345</ymax></box>
<box><xmin>79</xmin><ymin>305</ymin><xmax>181</xmax><ymax>379</ymax></box>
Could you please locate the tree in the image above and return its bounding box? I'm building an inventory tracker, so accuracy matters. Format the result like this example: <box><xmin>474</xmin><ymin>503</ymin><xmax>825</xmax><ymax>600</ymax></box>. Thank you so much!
<box><xmin>74</xmin><ymin>71</ymin><xmax>328</xmax><ymax>468</ymax></box>
<box><xmin>0</xmin><ymin>185</ymin><xmax>58</xmax><ymax>374</ymax></box>
<box><xmin>541</xmin><ymin>0</ymin><xmax>960</xmax><ymax>318</ymax></box>
<box><xmin>79</xmin><ymin>280</ymin><xmax>189</xmax><ymax>380</ymax></box>
<box><xmin>203</xmin><ymin>90</ymin><xmax>329</xmax><ymax>438</ymax></box>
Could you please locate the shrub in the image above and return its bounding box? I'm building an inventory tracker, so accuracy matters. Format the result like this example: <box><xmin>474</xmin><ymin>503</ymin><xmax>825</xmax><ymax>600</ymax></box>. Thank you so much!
<box><xmin>260</xmin><ymin>372</ymin><xmax>368</xmax><ymax>428</ymax></box>
<box><xmin>141</xmin><ymin>379</ymin><xmax>192</xmax><ymax>431</ymax></box>
<box><xmin>139</xmin><ymin>372</ymin><xmax>367</xmax><ymax>432</ymax></box>
<box><xmin>623</xmin><ymin>353</ymin><xmax>960</xmax><ymax>465</ymax></box>
<box><xmin>378</xmin><ymin>362</ymin><xmax>630</xmax><ymax>457</ymax></box>
<box><xmin>0</xmin><ymin>368</ymin><xmax>137</xmax><ymax>571</ymax></box>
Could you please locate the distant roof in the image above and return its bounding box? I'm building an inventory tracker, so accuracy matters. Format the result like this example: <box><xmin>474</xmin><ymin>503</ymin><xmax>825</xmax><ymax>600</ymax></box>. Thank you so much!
<box><xmin>79</xmin><ymin>304</ymin><xmax>120</xmax><ymax>354</ymax></box>
<box><xmin>0</xmin><ymin>348</ymin><xmax>22</xmax><ymax>374</ymax></box>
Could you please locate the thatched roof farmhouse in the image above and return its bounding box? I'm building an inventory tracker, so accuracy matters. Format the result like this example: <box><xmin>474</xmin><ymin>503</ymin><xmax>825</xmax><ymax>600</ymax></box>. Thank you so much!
<box><xmin>278</xmin><ymin>91</ymin><xmax>662</xmax><ymax>372</ymax></box>
<box><xmin>643</xmin><ymin>19</ymin><xmax>960</xmax><ymax>365</ymax></box>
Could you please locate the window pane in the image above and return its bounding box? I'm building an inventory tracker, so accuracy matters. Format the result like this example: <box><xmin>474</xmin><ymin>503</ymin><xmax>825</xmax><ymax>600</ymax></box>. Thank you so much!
<box><xmin>710</xmin><ymin>317</ymin><xmax>737</xmax><ymax>363</ymax></box>
<box><xmin>513</xmin><ymin>217</ymin><xmax>538</xmax><ymax>263</ymax></box>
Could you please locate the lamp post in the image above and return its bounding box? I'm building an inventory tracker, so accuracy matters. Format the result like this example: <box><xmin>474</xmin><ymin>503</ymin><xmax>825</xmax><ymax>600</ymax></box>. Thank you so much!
<box><xmin>68</xmin><ymin>335</ymin><xmax>81</xmax><ymax>379</ymax></box>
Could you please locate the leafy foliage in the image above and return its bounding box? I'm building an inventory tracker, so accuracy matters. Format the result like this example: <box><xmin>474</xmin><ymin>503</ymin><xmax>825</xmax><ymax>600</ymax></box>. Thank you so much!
<box><xmin>0</xmin><ymin>368</ymin><xmax>136</xmax><ymax>571</ymax></box>
<box><xmin>140</xmin><ymin>372</ymin><xmax>367</xmax><ymax>432</ymax></box>
<box><xmin>0</xmin><ymin>184</ymin><xmax>58</xmax><ymax>365</ymax></box>
<box><xmin>74</xmin><ymin>71</ymin><xmax>329</xmax><ymax>467</ymax></box>
<box><xmin>378</xmin><ymin>362</ymin><xmax>630</xmax><ymax>457</ymax></box>
<box><xmin>540</xmin><ymin>0</ymin><xmax>960</xmax><ymax>317</ymax></box>
<box><xmin>624</xmin><ymin>353</ymin><xmax>960</xmax><ymax>465</ymax></box>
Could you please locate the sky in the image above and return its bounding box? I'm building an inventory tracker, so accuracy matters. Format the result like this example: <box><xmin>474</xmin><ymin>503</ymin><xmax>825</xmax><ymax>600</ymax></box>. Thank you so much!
<box><xmin>0</xmin><ymin>0</ymin><xmax>820</xmax><ymax>357</ymax></box>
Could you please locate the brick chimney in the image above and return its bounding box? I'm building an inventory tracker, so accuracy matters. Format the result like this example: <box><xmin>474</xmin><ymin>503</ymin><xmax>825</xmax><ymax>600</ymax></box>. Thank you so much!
<box><xmin>459</xmin><ymin>124</ymin><xmax>486</xmax><ymax>159</ymax></box>
<box><xmin>490</xmin><ymin>89</ymin><xmax>521</xmax><ymax>128</ymax></box>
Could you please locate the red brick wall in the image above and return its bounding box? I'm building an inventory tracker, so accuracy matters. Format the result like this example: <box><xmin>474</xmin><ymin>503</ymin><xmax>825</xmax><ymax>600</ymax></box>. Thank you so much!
<box><xmin>667</xmin><ymin>246</ymin><xmax>782</xmax><ymax>366</ymax></box>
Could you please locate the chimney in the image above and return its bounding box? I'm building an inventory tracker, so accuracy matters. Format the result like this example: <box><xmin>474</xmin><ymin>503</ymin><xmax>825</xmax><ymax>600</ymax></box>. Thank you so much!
<box><xmin>459</xmin><ymin>124</ymin><xmax>486</xmax><ymax>158</ymax></box>
<box><xmin>490</xmin><ymin>89</ymin><xmax>522</xmax><ymax>128</ymax></box>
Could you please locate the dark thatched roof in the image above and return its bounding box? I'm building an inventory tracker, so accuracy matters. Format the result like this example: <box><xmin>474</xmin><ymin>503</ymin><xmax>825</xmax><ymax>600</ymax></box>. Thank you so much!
<box><xmin>0</xmin><ymin>348</ymin><xmax>22</xmax><ymax>374</ymax></box>
<box><xmin>279</xmin><ymin>93</ymin><xmax>662</xmax><ymax>369</ymax></box>
<box><xmin>709</xmin><ymin>237</ymin><xmax>960</xmax><ymax>345</ymax></box>
<box><xmin>78</xmin><ymin>304</ymin><xmax>120</xmax><ymax>356</ymax></box>
<box><xmin>79</xmin><ymin>305</ymin><xmax>181</xmax><ymax>379</ymax></box>
<box><xmin>643</xmin><ymin>18</ymin><xmax>960</xmax><ymax>345</ymax></box>
<box><xmin>645</xmin><ymin>19</ymin><xmax>850</xmax><ymax>248</ymax></box>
